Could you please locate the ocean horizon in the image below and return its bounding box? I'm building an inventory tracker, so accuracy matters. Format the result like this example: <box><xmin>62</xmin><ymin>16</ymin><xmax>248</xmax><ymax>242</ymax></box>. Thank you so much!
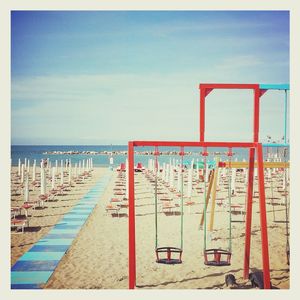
<box><xmin>10</xmin><ymin>144</ymin><xmax>287</xmax><ymax>167</ymax></box>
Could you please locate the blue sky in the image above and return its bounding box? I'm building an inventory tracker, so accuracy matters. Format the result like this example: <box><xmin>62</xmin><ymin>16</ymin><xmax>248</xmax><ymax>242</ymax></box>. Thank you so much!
<box><xmin>11</xmin><ymin>11</ymin><xmax>289</xmax><ymax>145</ymax></box>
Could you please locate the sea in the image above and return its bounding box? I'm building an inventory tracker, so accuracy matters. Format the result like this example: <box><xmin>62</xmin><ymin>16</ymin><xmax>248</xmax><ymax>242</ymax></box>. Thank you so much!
<box><xmin>10</xmin><ymin>145</ymin><xmax>286</xmax><ymax>168</ymax></box>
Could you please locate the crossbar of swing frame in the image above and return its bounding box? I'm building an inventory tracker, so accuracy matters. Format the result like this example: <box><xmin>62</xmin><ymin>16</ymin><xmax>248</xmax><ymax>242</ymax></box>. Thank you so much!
<box><xmin>199</xmin><ymin>83</ymin><xmax>289</xmax><ymax>145</ymax></box>
<box><xmin>128</xmin><ymin>141</ymin><xmax>271</xmax><ymax>289</ymax></box>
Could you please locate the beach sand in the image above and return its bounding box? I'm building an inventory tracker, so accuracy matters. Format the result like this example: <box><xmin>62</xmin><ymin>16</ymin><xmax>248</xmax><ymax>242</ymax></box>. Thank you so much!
<box><xmin>10</xmin><ymin>166</ymin><xmax>107</xmax><ymax>266</ymax></box>
<box><xmin>11</xmin><ymin>166</ymin><xmax>290</xmax><ymax>289</ymax></box>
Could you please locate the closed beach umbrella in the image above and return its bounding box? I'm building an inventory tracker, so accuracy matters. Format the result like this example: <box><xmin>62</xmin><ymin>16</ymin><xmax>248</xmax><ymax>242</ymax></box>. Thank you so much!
<box><xmin>177</xmin><ymin>166</ymin><xmax>181</xmax><ymax>192</ymax></box>
<box><xmin>187</xmin><ymin>160</ymin><xmax>193</xmax><ymax>198</ymax></box>
<box><xmin>283</xmin><ymin>170</ymin><xmax>286</xmax><ymax>190</ymax></box>
<box><xmin>125</xmin><ymin>159</ymin><xmax>129</xmax><ymax>199</ymax></box>
<box><xmin>40</xmin><ymin>167</ymin><xmax>46</xmax><ymax>195</ymax></box>
<box><xmin>24</xmin><ymin>173</ymin><xmax>29</xmax><ymax>203</ymax></box>
<box><xmin>32</xmin><ymin>161</ymin><xmax>36</xmax><ymax>182</ymax></box>
<box><xmin>27</xmin><ymin>159</ymin><xmax>30</xmax><ymax>174</ymax></box>
<box><xmin>91</xmin><ymin>158</ymin><xmax>93</xmax><ymax>169</ymax></box>
<box><xmin>51</xmin><ymin>167</ymin><xmax>55</xmax><ymax>189</ymax></box>
<box><xmin>68</xmin><ymin>162</ymin><xmax>72</xmax><ymax>184</ymax></box>
<box><xmin>60</xmin><ymin>166</ymin><xmax>64</xmax><ymax>185</ymax></box>
<box><xmin>245</xmin><ymin>167</ymin><xmax>248</xmax><ymax>183</ymax></box>
<box><xmin>75</xmin><ymin>163</ymin><xmax>78</xmax><ymax>178</ymax></box>
<box><xmin>243</xmin><ymin>158</ymin><xmax>246</xmax><ymax>176</ymax></box>
<box><xmin>21</xmin><ymin>164</ymin><xmax>24</xmax><ymax>184</ymax></box>
<box><xmin>165</xmin><ymin>164</ymin><xmax>169</xmax><ymax>183</ymax></box>
<box><xmin>169</xmin><ymin>164</ymin><xmax>174</xmax><ymax>188</ymax></box>
<box><xmin>55</xmin><ymin>160</ymin><xmax>58</xmax><ymax>174</ymax></box>
<box><xmin>18</xmin><ymin>158</ymin><xmax>21</xmax><ymax>176</ymax></box>
<box><xmin>24</xmin><ymin>158</ymin><xmax>27</xmax><ymax>171</ymax></box>
<box><xmin>231</xmin><ymin>168</ymin><xmax>236</xmax><ymax>194</ymax></box>
<box><xmin>222</xmin><ymin>164</ymin><xmax>226</xmax><ymax>178</ymax></box>
<box><xmin>267</xmin><ymin>167</ymin><xmax>271</xmax><ymax>179</ymax></box>
<box><xmin>205</xmin><ymin>162</ymin><xmax>209</xmax><ymax>183</ymax></box>
<box><xmin>217</xmin><ymin>162</ymin><xmax>221</xmax><ymax>188</ymax></box>
<box><xmin>68</xmin><ymin>167</ymin><xmax>72</xmax><ymax>184</ymax></box>
<box><xmin>254</xmin><ymin>166</ymin><xmax>258</xmax><ymax>177</ymax></box>
<box><xmin>162</xmin><ymin>163</ymin><xmax>166</xmax><ymax>182</ymax></box>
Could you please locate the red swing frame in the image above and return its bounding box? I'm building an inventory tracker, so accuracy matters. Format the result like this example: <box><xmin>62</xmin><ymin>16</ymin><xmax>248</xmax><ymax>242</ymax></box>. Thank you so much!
<box><xmin>128</xmin><ymin>83</ymin><xmax>271</xmax><ymax>289</ymax></box>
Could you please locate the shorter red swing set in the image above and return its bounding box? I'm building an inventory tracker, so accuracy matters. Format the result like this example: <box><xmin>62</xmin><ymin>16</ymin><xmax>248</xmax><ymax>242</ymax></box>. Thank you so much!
<box><xmin>127</xmin><ymin>83</ymin><xmax>289</xmax><ymax>289</ymax></box>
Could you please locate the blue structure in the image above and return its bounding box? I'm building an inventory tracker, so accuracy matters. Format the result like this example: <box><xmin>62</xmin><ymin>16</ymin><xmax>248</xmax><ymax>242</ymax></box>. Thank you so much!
<box><xmin>259</xmin><ymin>83</ymin><xmax>289</xmax><ymax>147</ymax></box>
<box><xmin>11</xmin><ymin>172</ymin><xmax>112</xmax><ymax>289</ymax></box>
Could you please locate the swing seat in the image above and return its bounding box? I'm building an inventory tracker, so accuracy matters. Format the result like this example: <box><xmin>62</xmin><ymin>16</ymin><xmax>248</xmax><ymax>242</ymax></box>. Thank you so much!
<box><xmin>156</xmin><ymin>247</ymin><xmax>183</xmax><ymax>264</ymax></box>
<box><xmin>204</xmin><ymin>249</ymin><xmax>231</xmax><ymax>266</ymax></box>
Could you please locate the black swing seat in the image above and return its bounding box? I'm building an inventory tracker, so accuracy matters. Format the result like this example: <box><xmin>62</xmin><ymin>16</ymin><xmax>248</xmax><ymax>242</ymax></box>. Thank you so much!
<box><xmin>156</xmin><ymin>247</ymin><xmax>183</xmax><ymax>264</ymax></box>
<box><xmin>204</xmin><ymin>248</ymin><xmax>231</xmax><ymax>266</ymax></box>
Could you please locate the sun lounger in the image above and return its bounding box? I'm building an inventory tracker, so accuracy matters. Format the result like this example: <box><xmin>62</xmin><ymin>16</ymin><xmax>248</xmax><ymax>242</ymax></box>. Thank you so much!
<box><xmin>11</xmin><ymin>218</ymin><xmax>28</xmax><ymax>233</ymax></box>
<box><xmin>106</xmin><ymin>204</ymin><xmax>121</xmax><ymax>216</ymax></box>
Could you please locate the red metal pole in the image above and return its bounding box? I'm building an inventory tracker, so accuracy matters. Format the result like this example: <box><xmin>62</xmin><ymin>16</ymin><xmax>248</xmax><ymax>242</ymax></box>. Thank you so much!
<box><xmin>253</xmin><ymin>87</ymin><xmax>260</xmax><ymax>142</ymax></box>
<box><xmin>133</xmin><ymin>141</ymin><xmax>255</xmax><ymax>148</ymax></box>
<box><xmin>128</xmin><ymin>142</ymin><xmax>136</xmax><ymax>289</ymax></box>
<box><xmin>256</xmin><ymin>143</ymin><xmax>271</xmax><ymax>289</ymax></box>
<box><xmin>243</xmin><ymin>147</ymin><xmax>255</xmax><ymax>279</ymax></box>
<box><xmin>200</xmin><ymin>87</ymin><xmax>205</xmax><ymax>142</ymax></box>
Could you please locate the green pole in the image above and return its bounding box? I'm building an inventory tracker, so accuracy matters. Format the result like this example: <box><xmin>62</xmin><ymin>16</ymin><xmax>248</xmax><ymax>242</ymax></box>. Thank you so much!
<box><xmin>228</xmin><ymin>156</ymin><xmax>232</xmax><ymax>252</ymax></box>
<box><xmin>203</xmin><ymin>156</ymin><xmax>207</xmax><ymax>253</ymax></box>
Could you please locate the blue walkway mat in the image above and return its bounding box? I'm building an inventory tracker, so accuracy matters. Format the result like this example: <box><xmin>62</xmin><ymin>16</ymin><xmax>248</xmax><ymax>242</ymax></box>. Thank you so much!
<box><xmin>11</xmin><ymin>171</ymin><xmax>112</xmax><ymax>289</ymax></box>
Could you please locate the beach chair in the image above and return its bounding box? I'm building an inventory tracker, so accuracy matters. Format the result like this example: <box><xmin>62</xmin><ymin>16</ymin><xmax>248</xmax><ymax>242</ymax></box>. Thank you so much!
<box><xmin>11</xmin><ymin>212</ymin><xmax>28</xmax><ymax>233</ymax></box>
<box><xmin>38</xmin><ymin>194</ymin><xmax>48</xmax><ymax>207</ymax></box>
<box><xmin>48</xmin><ymin>188</ymin><xmax>59</xmax><ymax>201</ymax></box>
<box><xmin>134</xmin><ymin>162</ymin><xmax>145</xmax><ymax>172</ymax></box>
<box><xmin>21</xmin><ymin>203</ymin><xmax>33</xmax><ymax>217</ymax></box>
<box><xmin>106</xmin><ymin>204</ymin><xmax>120</xmax><ymax>217</ymax></box>
<box><xmin>116</xmin><ymin>163</ymin><xmax>126</xmax><ymax>172</ymax></box>
<box><xmin>230</xmin><ymin>204</ymin><xmax>245</xmax><ymax>222</ymax></box>
<box><xmin>11</xmin><ymin>207</ymin><xmax>21</xmax><ymax>219</ymax></box>
<box><xmin>162</xmin><ymin>202</ymin><xmax>179</xmax><ymax>215</ymax></box>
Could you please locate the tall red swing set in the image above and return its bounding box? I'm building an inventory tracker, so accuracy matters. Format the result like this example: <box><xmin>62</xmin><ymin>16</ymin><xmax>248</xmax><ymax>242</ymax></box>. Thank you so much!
<box><xmin>127</xmin><ymin>83</ymin><xmax>289</xmax><ymax>289</ymax></box>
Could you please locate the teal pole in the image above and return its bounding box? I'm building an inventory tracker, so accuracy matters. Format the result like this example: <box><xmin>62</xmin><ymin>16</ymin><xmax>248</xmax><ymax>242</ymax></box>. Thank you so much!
<box><xmin>284</xmin><ymin>90</ymin><xmax>288</xmax><ymax>144</ymax></box>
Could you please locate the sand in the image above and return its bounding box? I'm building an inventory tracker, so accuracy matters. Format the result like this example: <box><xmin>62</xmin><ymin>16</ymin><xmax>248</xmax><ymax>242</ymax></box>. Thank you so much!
<box><xmin>10</xmin><ymin>166</ymin><xmax>107</xmax><ymax>266</ymax></box>
<box><xmin>11</xmin><ymin>165</ymin><xmax>290</xmax><ymax>289</ymax></box>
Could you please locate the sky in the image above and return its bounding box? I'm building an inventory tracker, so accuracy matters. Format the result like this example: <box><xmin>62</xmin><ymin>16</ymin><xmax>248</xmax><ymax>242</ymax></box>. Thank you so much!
<box><xmin>11</xmin><ymin>11</ymin><xmax>289</xmax><ymax>145</ymax></box>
